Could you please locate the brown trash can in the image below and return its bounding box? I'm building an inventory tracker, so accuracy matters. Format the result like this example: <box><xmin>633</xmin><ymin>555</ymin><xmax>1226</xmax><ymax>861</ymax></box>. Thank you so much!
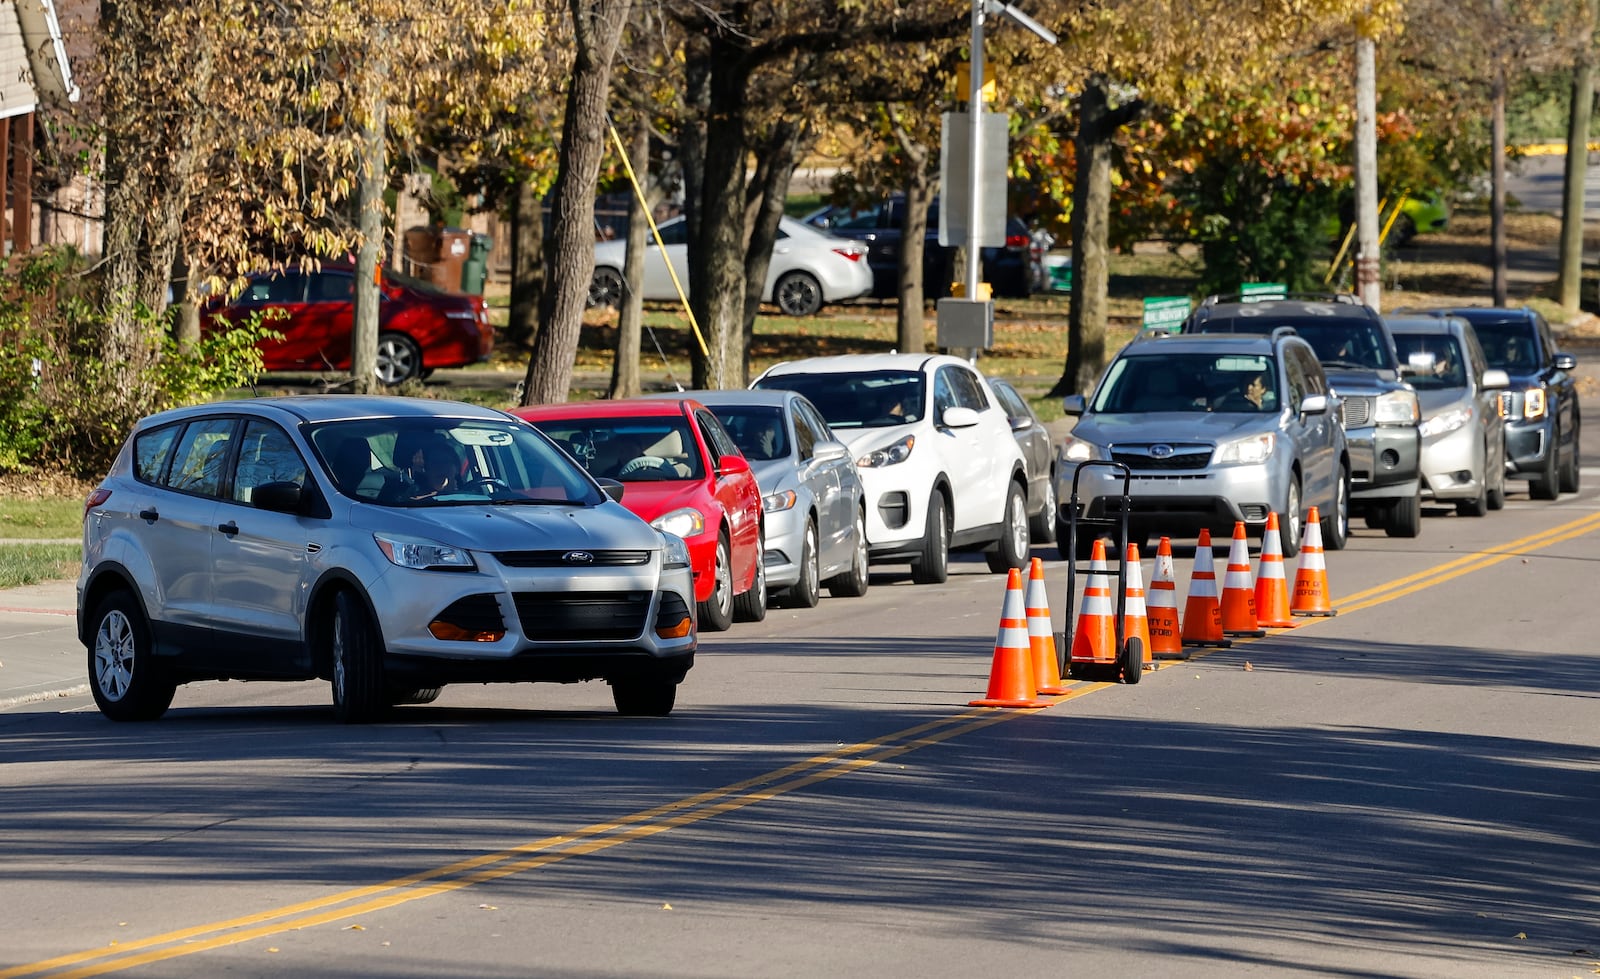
<box><xmin>433</xmin><ymin>229</ymin><xmax>472</xmax><ymax>293</ymax></box>
<box><xmin>403</xmin><ymin>227</ymin><xmax>440</xmax><ymax>280</ymax></box>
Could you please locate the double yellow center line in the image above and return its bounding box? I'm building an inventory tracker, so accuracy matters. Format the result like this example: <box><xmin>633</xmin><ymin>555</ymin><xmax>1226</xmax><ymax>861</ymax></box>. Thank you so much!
<box><xmin>10</xmin><ymin>509</ymin><xmax>1600</xmax><ymax>977</ymax></box>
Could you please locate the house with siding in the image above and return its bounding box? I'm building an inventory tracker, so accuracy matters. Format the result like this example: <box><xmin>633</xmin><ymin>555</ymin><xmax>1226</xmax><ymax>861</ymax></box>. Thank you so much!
<box><xmin>1</xmin><ymin>0</ymin><xmax>81</xmax><ymax>256</ymax></box>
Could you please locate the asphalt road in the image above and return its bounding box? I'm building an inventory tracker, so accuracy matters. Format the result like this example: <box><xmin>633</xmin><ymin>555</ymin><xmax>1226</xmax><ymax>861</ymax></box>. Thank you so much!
<box><xmin>3</xmin><ymin>449</ymin><xmax>1599</xmax><ymax>977</ymax></box>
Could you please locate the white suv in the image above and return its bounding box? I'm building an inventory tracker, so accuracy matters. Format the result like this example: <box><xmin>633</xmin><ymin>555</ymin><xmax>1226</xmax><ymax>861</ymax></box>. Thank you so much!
<box><xmin>752</xmin><ymin>353</ymin><xmax>1030</xmax><ymax>582</ymax></box>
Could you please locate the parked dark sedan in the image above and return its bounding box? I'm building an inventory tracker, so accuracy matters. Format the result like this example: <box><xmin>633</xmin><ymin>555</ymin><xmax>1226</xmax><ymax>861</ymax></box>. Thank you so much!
<box><xmin>801</xmin><ymin>195</ymin><xmax>1034</xmax><ymax>299</ymax></box>
<box><xmin>986</xmin><ymin>378</ymin><xmax>1056</xmax><ymax>544</ymax></box>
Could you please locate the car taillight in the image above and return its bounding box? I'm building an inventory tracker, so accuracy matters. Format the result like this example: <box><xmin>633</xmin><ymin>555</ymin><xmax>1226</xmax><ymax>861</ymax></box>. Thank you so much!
<box><xmin>84</xmin><ymin>488</ymin><xmax>111</xmax><ymax>520</ymax></box>
<box><xmin>832</xmin><ymin>246</ymin><xmax>865</xmax><ymax>262</ymax></box>
<box><xmin>1005</xmin><ymin>233</ymin><xmax>1029</xmax><ymax>249</ymax></box>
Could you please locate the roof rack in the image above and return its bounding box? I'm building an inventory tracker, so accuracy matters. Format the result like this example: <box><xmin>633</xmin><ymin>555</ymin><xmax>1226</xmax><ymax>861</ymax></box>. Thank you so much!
<box><xmin>1199</xmin><ymin>291</ymin><xmax>1365</xmax><ymax>307</ymax></box>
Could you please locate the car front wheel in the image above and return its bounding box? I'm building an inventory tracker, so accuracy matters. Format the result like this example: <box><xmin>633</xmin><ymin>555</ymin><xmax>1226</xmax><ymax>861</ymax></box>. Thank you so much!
<box><xmin>330</xmin><ymin>589</ymin><xmax>387</xmax><ymax>723</ymax></box>
<box><xmin>1030</xmin><ymin>475</ymin><xmax>1057</xmax><ymax>544</ymax></box>
<box><xmin>88</xmin><ymin>590</ymin><xmax>176</xmax><ymax>722</ymax></box>
<box><xmin>589</xmin><ymin>266</ymin><xmax>624</xmax><ymax>308</ymax></box>
<box><xmin>911</xmin><ymin>492</ymin><xmax>950</xmax><ymax>584</ymax></box>
<box><xmin>375</xmin><ymin>332</ymin><xmax>423</xmax><ymax>385</ymax></box>
<box><xmin>1530</xmin><ymin>429</ymin><xmax>1560</xmax><ymax>500</ymax></box>
<box><xmin>612</xmin><ymin>679</ymin><xmax>676</xmax><ymax>716</ymax></box>
<box><xmin>985</xmin><ymin>481</ymin><xmax>1030</xmax><ymax>573</ymax></box>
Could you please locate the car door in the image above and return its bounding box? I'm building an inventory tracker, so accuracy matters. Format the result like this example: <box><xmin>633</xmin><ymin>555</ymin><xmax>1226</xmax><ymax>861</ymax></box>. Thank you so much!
<box><xmin>991</xmin><ymin>380</ymin><xmax>1050</xmax><ymax>509</ymax></box>
<box><xmin>791</xmin><ymin>399</ymin><xmax>846</xmax><ymax>566</ymax></box>
<box><xmin>1463</xmin><ymin>328</ymin><xmax>1507</xmax><ymax>476</ymax></box>
<box><xmin>227</xmin><ymin>272</ymin><xmax>314</xmax><ymax>369</ymax></box>
<box><xmin>935</xmin><ymin>365</ymin><xmax>1000</xmax><ymax>532</ymax></box>
<box><xmin>208</xmin><ymin>418</ymin><xmax>320</xmax><ymax>674</ymax></box>
<box><xmin>1287</xmin><ymin>344</ymin><xmax>1335</xmax><ymax>508</ymax></box>
<box><xmin>642</xmin><ymin>219</ymin><xmax>690</xmax><ymax>299</ymax></box>
<box><xmin>1537</xmin><ymin>313</ymin><xmax>1579</xmax><ymax>454</ymax></box>
<box><xmin>696</xmin><ymin>408</ymin><xmax>762</xmax><ymax>589</ymax></box>
<box><xmin>142</xmin><ymin>416</ymin><xmax>238</xmax><ymax>660</ymax></box>
<box><xmin>301</xmin><ymin>270</ymin><xmax>358</xmax><ymax>370</ymax></box>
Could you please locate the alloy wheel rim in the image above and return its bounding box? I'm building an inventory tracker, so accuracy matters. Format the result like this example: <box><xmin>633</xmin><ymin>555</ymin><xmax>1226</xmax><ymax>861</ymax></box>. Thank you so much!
<box><xmin>1009</xmin><ymin>492</ymin><xmax>1028</xmax><ymax>557</ymax></box>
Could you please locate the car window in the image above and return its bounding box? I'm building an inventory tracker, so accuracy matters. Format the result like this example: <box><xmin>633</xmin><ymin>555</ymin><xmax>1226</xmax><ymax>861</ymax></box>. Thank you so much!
<box><xmin>710</xmin><ymin>405</ymin><xmax>789</xmax><ymax>462</ymax></box>
<box><xmin>831</xmin><ymin>206</ymin><xmax>885</xmax><ymax>231</ymax></box>
<box><xmin>165</xmin><ymin>418</ymin><xmax>238</xmax><ymax>498</ymax></box>
<box><xmin>790</xmin><ymin>403</ymin><xmax>820</xmax><ymax>460</ymax></box>
<box><xmin>1295</xmin><ymin>346</ymin><xmax>1328</xmax><ymax>396</ymax></box>
<box><xmin>1393</xmin><ymin>334</ymin><xmax>1467</xmax><ymax>389</ymax></box>
<box><xmin>133</xmin><ymin>423</ymin><xmax>181</xmax><ymax>484</ymax></box>
<box><xmin>990</xmin><ymin>380</ymin><xmax>1030</xmax><ymax>422</ymax></box>
<box><xmin>697</xmin><ymin>410</ymin><xmax>742</xmax><ymax>464</ymax></box>
<box><xmin>231</xmin><ymin>420</ymin><xmax>309</xmax><ymax>505</ymax></box>
<box><xmin>1463</xmin><ymin>328</ymin><xmax>1489</xmax><ymax>380</ymax></box>
<box><xmin>305</xmin><ymin>272</ymin><xmax>354</xmax><ymax>304</ymax></box>
<box><xmin>238</xmin><ymin>274</ymin><xmax>302</xmax><ymax>305</ymax></box>
<box><xmin>524</xmin><ymin>417</ymin><xmax>704</xmax><ymax>482</ymax></box>
<box><xmin>654</xmin><ymin>220</ymin><xmax>688</xmax><ymax>246</ymax></box>
<box><xmin>1537</xmin><ymin>316</ymin><xmax>1557</xmax><ymax>366</ymax></box>
<box><xmin>754</xmin><ymin>370</ymin><xmax>924</xmax><ymax>428</ymax></box>
<box><xmin>932</xmin><ymin>369</ymin><xmax>958</xmax><ymax>418</ymax></box>
<box><xmin>950</xmin><ymin>369</ymin><xmax>991</xmax><ymax>412</ymax></box>
<box><xmin>1283</xmin><ymin>348</ymin><xmax>1310</xmax><ymax>408</ymax></box>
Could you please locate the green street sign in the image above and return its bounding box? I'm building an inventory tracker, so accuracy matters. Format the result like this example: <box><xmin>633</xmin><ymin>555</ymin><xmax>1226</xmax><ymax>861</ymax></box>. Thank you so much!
<box><xmin>1142</xmin><ymin>296</ymin><xmax>1192</xmax><ymax>333</ymax></box>
<box><xmin>1240</xmin><ymin>282</ymin><xmax>1287</xmax><ymax>302</ymax></box>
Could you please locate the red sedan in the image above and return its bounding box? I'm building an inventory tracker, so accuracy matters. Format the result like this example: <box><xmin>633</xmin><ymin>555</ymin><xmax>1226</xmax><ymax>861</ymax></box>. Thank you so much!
<box><xmin>512</xmin><ymin>399</ymin><xmax>765</xmax><ymax>632</ymax></box>
<box><xmin>204</xmin><ymin>262</ymin><xmax>493</xmax><ymax>385</ymax></box>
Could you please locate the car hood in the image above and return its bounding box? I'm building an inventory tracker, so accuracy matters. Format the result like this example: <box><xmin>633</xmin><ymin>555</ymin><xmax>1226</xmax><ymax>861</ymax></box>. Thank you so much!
<box><xmin>1325</xmin><ymin>367</ymin><xmax>1398</xmax><ymax>391</ymax></box>
<box><xmin>1073</xmin><ymin>412</ymin><xmax>1280</xmax><ymax>446</ymax></box>
<box><xmin>833</xmin><ymin>425</ymin><xmax>913</xmax><ymax>457</ymax></box>
<box><xmin>1416</xmin><ymin>388</ymin><xmax>1473</xmax><ymax>415</ymax></box>
<box><xmin>351</xmin><ymin>500</ymin><xmax>662</xmax><ymax>551</ymax></box>
<box><xmin>606</xmin><ymin>479</ymin><xmax>711</xmax><ymax>524</ymax></box>
<box><xmin>749</xmin><ymin>458</ymin><xmax>798</xmax><ymax>495</ymax></box>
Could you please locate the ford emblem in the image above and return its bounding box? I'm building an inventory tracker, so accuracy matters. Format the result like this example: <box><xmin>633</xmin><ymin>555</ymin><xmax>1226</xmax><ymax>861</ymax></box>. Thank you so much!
<box><xmin>563</xmin><ymin>551</ymin><xmax>596</xmax><ymax>565</ymax></box>
<box><xmin>1149</xmin><ymin>444</ymin><xmax>1174</xmax><ymax>458</ymax></box>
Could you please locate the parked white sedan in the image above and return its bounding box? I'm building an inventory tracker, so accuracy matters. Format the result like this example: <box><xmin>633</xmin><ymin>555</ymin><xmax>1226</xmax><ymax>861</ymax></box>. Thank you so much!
<box><xmin>589</xmin><ymin>216</ymin><xmax>873</xmax><ymax>316</ymax></box>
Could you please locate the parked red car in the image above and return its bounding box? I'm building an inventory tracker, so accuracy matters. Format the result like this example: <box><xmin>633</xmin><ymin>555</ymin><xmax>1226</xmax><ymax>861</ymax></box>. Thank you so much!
<box><xmin>512</xmin><ymin>399</ymin><xmax>765</xmax><ymax>632</ymax></box>
<box><xmin>204</xmin><ymin>262</ymin><xmax>493</xmax><ymax>384</ymax></box>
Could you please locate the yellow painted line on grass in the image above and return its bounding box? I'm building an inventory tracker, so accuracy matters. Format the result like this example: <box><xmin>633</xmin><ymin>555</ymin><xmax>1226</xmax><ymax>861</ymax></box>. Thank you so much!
<box><xmin>12</xmin><ymin>509</ymin><xmax>1600</xmax><ymax>976</ymax></box>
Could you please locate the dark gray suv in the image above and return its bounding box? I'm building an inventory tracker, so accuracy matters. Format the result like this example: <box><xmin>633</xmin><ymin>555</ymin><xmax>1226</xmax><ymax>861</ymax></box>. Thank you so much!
<box><xmin>1182</xmin><ymin>294</ymin><xmax>1424</xmax><ymax>537</ymax></box>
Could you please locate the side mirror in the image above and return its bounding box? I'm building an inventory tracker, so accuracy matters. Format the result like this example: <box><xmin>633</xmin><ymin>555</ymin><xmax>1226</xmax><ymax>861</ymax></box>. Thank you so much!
<box><xmin>1554</xmin><ymin>353</ymin><xmax>1577</xmax><ymax>371</ymax></box>
<box><xmin>1062</xmin><ymin>395</ymin><xmax>1087</xmax><ymax>416</ymax></box>
<box><xmin>941</xmin><ymin>406</ymin><xmax>981</xmax><ymax>429</ymax></box>
<box><xmin>252</xmin><ymin>481</ymin><xmax>304</xmax><ymax>513</ymax></box>
<box><xmin>596</xmin><ymin>477</ymin><xmax>625</xmax><ymax>502</ymax></box>
<box><xmin>716</xmin><ymin>454</ymin><xmax>752</xmax><ymax>477</ymax></box>
<box><xmin>812</xmin><ymin>440</ymin><xmax>848</xmax><ymax>463</ymax></box>
<box><xmin>1298</xmin><ymin>393</ymin><xmax>1329</xmax><ymax>415</ymax></box>
<box><xmin>1480</xmin><ymin>368</ymin><xmax>1511</xmax><ymax>390</ymax></box>
<box><xmin>1008</xmin><ymin>415</ymin><xmax>1033</xmax><ymax>433</ymax></box>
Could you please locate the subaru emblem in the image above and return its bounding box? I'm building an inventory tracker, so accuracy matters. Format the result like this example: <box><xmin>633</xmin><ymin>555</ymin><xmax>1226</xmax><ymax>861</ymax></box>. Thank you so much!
<box><xmin>1149</xmin><ymin>444</ymin><xmax>1174</xmax><ymax>458</ymax></box>
<box><xmin>564</xmin><ymin>551</ymin><xmax>595</xmax><ymax>565</ymax></box>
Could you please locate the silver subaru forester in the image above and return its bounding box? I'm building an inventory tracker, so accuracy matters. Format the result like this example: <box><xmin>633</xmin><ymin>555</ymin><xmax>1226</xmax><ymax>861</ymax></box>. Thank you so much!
<box><xmin>79</xmin><ymin>396</ymin><xmax>697</xmax><ymax>722</ymax></box>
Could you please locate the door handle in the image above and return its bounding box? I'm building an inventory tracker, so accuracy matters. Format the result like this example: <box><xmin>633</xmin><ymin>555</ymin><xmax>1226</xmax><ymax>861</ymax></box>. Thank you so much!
<box><xmin>138</xmin><ymin>508</ymin><xmax>159</xmax><ymax>522</ymax></box>
<box><xmin>217</xmin><ymin>521</ymin><xmax>239</xmax><ymax>536</ymax></box>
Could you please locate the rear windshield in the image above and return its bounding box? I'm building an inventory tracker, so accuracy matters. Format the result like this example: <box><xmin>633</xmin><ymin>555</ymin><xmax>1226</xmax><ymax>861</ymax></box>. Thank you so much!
<box><xmin>524</xmin><ymin>417</ymin><xmax>704</xmax><ymax>482</ymax></box>
<box><xmin>1193</xmin><ymin>316</ymin><xmax>1395</xmax><ymax>370</ymax></box>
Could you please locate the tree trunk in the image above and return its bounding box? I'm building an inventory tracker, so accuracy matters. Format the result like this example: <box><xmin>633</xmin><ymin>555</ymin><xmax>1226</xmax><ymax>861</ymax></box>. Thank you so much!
<box><xmin>1058</xmin><ymin>76</ymin><xmax>1114</xmax><ymax>397</ymax></box>
<box><xmin>611</xmin><ymin>119</ymin><xmax>654</xmax><ymax>399</ymax></box>
<box><xmin>686</xmin><ymin>45</ymin><xmax>753</xmax><ymax>391</ymax></box>
<box><xmin>351</xmin><ymin>63</ymin><xmax>389</xmax><ymax>395</ymax></box>
<box><xmin>506</xmin><ymin>178</ymin><xmax>544</xmax><ymax>350</ymax></box>
<box><xmin>522</xmin><ymin>0</ymin><xmax>633</xmax><ymax>406</ymax></box>
<box><xmin>898</xmin><ymin>171</ymin><xmax>935</xmax><ymax>355</ymax></box>
<box><xmin>1491</xmin><ymin>62</ymin><xmax>1509</xmax><ymax>306</ymax></box>
<box><xmin>740</xmin><ymin>119</ymin><xmax>807</xmax><ymax>382</ymax></box>
<box><xmin>1559</xmin><ymin>0</ymin><xmax>1597</xmax><ymax>315</ymax></box>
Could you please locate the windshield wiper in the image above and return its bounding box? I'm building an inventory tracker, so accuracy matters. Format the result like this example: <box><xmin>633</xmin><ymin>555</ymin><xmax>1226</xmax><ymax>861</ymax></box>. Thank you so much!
<box><xmin>490</xmin><ymin>497</ymin><xmax>582</xmax><ymax>506</ymax></box>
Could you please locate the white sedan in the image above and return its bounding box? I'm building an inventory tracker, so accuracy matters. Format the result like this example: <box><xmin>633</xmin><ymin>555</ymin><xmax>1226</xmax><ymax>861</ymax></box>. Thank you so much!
<box><xmin>589</xmin><ymin>216</ymin><xmax>873</xmax><ymax>316</ymax></box>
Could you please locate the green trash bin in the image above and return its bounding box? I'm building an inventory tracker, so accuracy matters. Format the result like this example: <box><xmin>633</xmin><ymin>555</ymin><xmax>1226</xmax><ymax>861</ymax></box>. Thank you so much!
<box><xmin>461</xmin><ymin>233</ymin><xmax>493</xmax><ymax>296</ymax></box>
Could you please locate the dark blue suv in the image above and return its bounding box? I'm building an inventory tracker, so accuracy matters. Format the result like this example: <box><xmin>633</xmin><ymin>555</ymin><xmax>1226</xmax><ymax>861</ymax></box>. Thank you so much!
<box><xmin>1417</xmin><ymin>307</ymin><xmax>1580</xmax><ymax>499</ymax></box>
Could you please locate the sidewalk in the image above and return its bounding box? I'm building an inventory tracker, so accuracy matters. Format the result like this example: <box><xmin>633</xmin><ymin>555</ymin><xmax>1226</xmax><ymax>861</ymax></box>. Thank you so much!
<box><xmin>0</xmin><ymin>575</ymin><xmax>85</xmax><ymax>708</ymax></box>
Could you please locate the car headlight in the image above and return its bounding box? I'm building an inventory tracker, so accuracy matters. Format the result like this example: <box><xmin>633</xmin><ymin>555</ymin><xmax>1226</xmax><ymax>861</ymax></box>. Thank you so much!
<box><xmin>762</xmin><ymin>489</ymin><xmax>797</xmax><ymax>513</ymax></box>
<box><xmin>1419</xmin><ymin>406</ymin><xmax>1472</xmax><ymax>438</ymax></box>
<box><xmin>661</xmin><ymin>532</ymin><xmax>692</xmax><ymax>570</ymax></box>
<box><xmin>651</xmin><ymin>507</ymin><xmax>706</xmax><ymax>540</ymax></box>
<box><xmin>1060</xmin><ymin>435</ymin><xmax>1100</xmax><ymax>462</ymax></box>
<box><xmin>1214</xmin><ymin>433</ymin><xmax>1275</xmax><ymax>466</ymax></box>
<box><xmin>857</xmin><ymin>435</ymin><xmax>914</xmax><ymax>468</ymax></box>
<box><xmin>1522</xmin><ymin>387</ymin><xmax>1547</xmax><ymax>420</ymax></box>
<box><xmin>1375</xmin><ymin>389</ymin><xmax>1420</xmax><ymax>425</ymax></box>
<box><xmin>374</xmin><ymin>533</ymin><xmax>476</xmax><ymax>571</ymax></box>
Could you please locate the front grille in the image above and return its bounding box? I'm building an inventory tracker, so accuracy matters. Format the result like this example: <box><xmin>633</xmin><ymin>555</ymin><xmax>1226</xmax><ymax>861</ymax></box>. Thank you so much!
<box><xmin>1340</xmin><ymin>396</ymin><xmax>1374</xmax><ymax>428</ymax></box>
<box><xmin>496</xmin><ymin>549</ymin><xmax>651</xmax><ymax>568</ymax></box>
<box><xmin>512</xmin><ymin>591</ymin><xmax>651</xmax><ymax>640</ymax></box>
<box><xmin>1110</xmin><ymin>444</ymin><xmax>1213</xmax><ymax>471</ymax></box>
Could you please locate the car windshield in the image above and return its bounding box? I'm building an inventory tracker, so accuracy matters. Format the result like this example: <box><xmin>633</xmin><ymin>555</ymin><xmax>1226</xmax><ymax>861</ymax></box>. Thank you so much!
<box><xmin>708</xmin><ymin>405</ymin><xmax>789</xmax><ymax>462</ymax></box>
<box><xmin>1093</xmin><ymin>353</ymin><xmax>1280</xmax><ymax>414</ymax></box>
<box><xmin>1393</xmin><ymin>334</ymin><xmax>1467</xmax><ymax>389</ymax></box>
<box><xmin>309</xmin><ymin>418</ymin><xmax>601</xmax><ymax>506</ymax></box>
<box><xmin>1462</xmin><ymin>319</ymin><xmax>1536</xmax><ymax>371</ymax></box>
<box><xmin>1196</xmin><ymin>317</ymin><xmax>1394</xmax><ymax>370</ymax></box>
<box><xmin>524</xmin><ymin>417</ymin><xmax>704</xmax><ymax>482</ymax></box>
<box><xmin>754</xmin><ymin>370</ymin><xmax>924</xmax><ymax>428</ymax></box>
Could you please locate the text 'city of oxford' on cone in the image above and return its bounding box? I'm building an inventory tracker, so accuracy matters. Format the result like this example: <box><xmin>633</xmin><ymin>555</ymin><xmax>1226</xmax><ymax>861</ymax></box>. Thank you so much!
<box><xmin>1025</xmin><ymin>556</ymin><xmax>1070</xmax><ymax>695</ymax></box>
<box><xmin>1220</xmin><ymin>521</ymin><xmax>1266</xmax><ymax>637</ymax></box>
<box><xmin>971</xmin><ymin>567</ymin><xmax>1054</xmax><ymax>708</ymax></box>
<box><xmin>1291</xmin><ymin>505</ymin><xmax>1338</xmax><ymax>617</ymax></box>
<box><xmin>1181</xmin><ymin>528</ymin><xmax>1232</xmax><ymax>648</ymax></box>
<box><xmin>1069</xmin><ymin>537</ymin><xmax>1121</xmax><ymax>674</ymax></box>
<box><xmin>1147</xmin><ymin>536</ymin><xmax>1187</xmax><ymax>659</ymax></box>
<box><xmin>1254</xmin><ymin>512</ymin><xmax>1297</xmax><ymax>628</ymax></box>
<box><xmin>1122</xmin><ymin>542</ymin><xmax>1152</xmax><ymax>674</ymax></box>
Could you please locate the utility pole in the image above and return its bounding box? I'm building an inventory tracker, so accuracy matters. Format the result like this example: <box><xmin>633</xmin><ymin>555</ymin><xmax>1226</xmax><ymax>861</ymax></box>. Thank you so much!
<box><xmin>1491</xmin><ymin>0</ymin><xmax>1508</xmax><ymax>305</ymax></box>
<box><xmin>1354</xmin><ymin>31</ymin><xmax>1380</xmax><ymax>310</ymax></box>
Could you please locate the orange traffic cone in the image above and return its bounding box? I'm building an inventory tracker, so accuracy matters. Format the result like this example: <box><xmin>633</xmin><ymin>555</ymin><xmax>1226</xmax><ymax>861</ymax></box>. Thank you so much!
<box><xmin>1254</xmin><ymin>512</ymin><xmax>1296</xmax><ymax>628</ymax></box>
<box><xmin>1291</xmin><ymin>506</ymin><xmax>1338</xmax><ymax>617</ymax></box>
<box><xmin>1220</xmin><ymin>522</ymin><xmax>1266</xmax><ymax>637</ymax></box>
<box><xmin>1069</xmin><ymin>538</ymin><xmax>1120</xmax><ymax>675</ymax></box>
<box><xmin>1025</xmin><ymin>556</ymin><xmax>1070</xmax><ymax>695</ymax></box>
<box><xmin>1181</xmin><ymin>529</ymin><xmax>1231</xmax><ymax>648</ymax></box>
<box><xmin>1122</xmin><ymin>542</ymin><xmax>1152</xmax><ymax>671</ymax></box>
<box><xmin>1147</xmin><ymin>537</ymin><xmax>1186</xmax><ymax>659</ymax></box>
<box><xmin>971</xmin><ymin>567</ymin><xmax>1053</xmax><ymax>708</ymax></box>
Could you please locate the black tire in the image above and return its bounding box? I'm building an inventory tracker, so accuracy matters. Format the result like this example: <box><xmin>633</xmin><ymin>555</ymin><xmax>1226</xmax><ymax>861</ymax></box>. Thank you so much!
<box><xmin>387</xmin><ymin>686</ymin><xmax>442</xmax><ymax>706</ymax></box>
<box><xmin>330</xmin><ymin>589</ymin><xmax>387</xmax><ymax>723</ymax></box>
<box><xmin>1456</xmin><ymin>480</ymin><xmax>1488</xmax><ymax>517</ymax></box>
<box><xmin>1559</xmin><ymin>418</ymin><xmax>1581</xmax><ymax>493</ymax></box>
<box><xmin>612</xmin><ymin>679</ymin><xmax>677</xmax><ymax>717</ymax></box>
<box><xmin>790</xmin><ymin>520</ymin><xmax>822</xmax><ymax>608</ymax></box>
<box><xmin>697</xmin><ymin>535</ymin><xmax>735</xmax><ymax>632</ymax></box>
<box><xmin>1322</xmin><ymin>467</ymin><xmax>1351</xmax><ymax>551</ymax></box>
<box><xmin>1390</xmin><ymin>213</ymin><xmax>1417</xmax><ymax>247</ymax></box>
<box><xmin>1385</xmin><ymin>491</ymin><xmax>1423</xmax><ymax>538</ymax></box>
<box><xmin>1364</xmin><ymin>508</ymin><xmax>1388</xmax><ymax>530</ymax></box>
<box><xmin>774</xmin><ymin>271</ymin><xmax>824</xmax><ymax>316</ymax></box>
<box><xmin>1487</xmin><ymin>457</ymin><xmax>1507</xmax><ymax>511</ymax></box>
<box><xmin>984</xmin><ymin>481</ymin><xmax>1030</xmax><ymax>573</ymax></box>
<box><xmin>826</xmin><ymin>509</ymin><xmax>871</xmax><ymax>598</ymax></box>
<box><xmin>1122</xmin><ymin>637</ymin><xmax>1144</xmax><ymax>685</ymax></box>
<box><xmin>375</xmin><ymin>332</ymin><xmax>423</xmax><ymax>386</ymax></box>
<box><xmin>589</xmin><ymin>266</ymin><xmax>624</xmax><ymax>308</ymax></box>
<box><xmin>1030</xmin><ymin>474</ymin><xmax>1057</xmax><ymax>544</ymax></box>
<box><xmin>87</xmin><ymin>590</ymin><xmax>176</xmax><ymax>722</ymax></box>
<box><xmin>1530</xmin><ymin>432</ymin><xmax>1560</xmax><ymax>500</ymax></box>
<box><xmin>733</xmin><ymin>537</ymin><xmax>768</xmax><ymax>623</ymax></box>
<box><xmin>910</xmin><ymin>491</ymin><xmax>950</xmax><ymax>584</ymax></box>
<box><xmin>1279</xmin><ymin>477</ymin><xmax>1303</xmax><ymax>559</ymax></box>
